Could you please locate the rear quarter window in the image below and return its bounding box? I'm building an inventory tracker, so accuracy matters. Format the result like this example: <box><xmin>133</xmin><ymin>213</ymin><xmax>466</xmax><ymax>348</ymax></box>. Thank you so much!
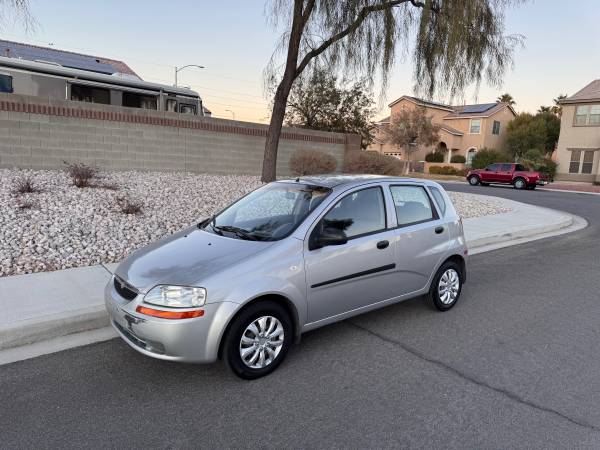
<box><xmin>428</xmin><ymin>186</ymin><xmax>447</xmax><ymax>216</ymax></box>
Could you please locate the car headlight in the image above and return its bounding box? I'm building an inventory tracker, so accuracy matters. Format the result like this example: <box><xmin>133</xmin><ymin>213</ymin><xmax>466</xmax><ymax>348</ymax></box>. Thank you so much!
<box><xmin>143</xmin><ymin>285</ymin><xmax>206</xmax><ymax>308</ymax></box>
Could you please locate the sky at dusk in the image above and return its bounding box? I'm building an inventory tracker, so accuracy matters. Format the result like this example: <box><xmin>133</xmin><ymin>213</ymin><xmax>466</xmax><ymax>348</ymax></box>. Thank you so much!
<box><xmin>2</xmin><ymin>0</ymin><xmax>599</xmax><ymax>123</ymax></box>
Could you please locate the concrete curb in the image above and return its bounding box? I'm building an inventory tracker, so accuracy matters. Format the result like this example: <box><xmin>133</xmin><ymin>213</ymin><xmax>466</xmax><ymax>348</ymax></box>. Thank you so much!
<box><xmin>0</xmin><ymin>305</ymin><xmax>109</xmax><ymax>351</ymax></box>
<box><xmin>0</xmin><ymin>196</ymin><xmax>587</xmax><ymax>358</ymax></box>
<box><xmin>466</xmin><ymin>209</ymin><xmax>574</xmax><ymax>250</ymax></box>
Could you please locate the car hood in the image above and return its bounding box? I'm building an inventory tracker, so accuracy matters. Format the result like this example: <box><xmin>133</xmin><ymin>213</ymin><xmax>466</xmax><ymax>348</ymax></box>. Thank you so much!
<box><xmin>115</xmin><ymin>226</ymin><xmax>275</xmax><ymax>292</ymax></box>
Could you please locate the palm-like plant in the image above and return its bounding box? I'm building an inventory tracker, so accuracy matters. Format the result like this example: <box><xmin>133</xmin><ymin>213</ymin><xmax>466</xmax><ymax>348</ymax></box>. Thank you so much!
<box><xmin>497</xmin><ymin>93</ymin><xmax>515</xmax><ymax>105</ymax></box>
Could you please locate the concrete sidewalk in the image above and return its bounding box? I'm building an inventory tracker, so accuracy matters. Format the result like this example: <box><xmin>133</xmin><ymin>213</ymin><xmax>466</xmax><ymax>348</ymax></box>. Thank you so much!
<box><xmin>0</xmin><ymin>196</ymin><xmax>584</xmax><ymax>355</ymax></box>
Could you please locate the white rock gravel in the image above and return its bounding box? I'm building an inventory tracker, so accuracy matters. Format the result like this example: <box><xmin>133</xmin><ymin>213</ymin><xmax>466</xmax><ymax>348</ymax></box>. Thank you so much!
<box><xmin>0</xmin><ymin>170</ymin><xmax>511</xmax><ymax>277</ymax></box>
<box><xmin>447</xmin><ymin>191</ymin><xmax>512</xmax><ymax>219</ymax></box>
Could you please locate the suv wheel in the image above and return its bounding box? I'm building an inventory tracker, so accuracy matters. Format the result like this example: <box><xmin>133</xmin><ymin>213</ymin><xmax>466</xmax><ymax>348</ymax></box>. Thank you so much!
<box><xmin>428</xmin><ymin>261</ymin><xmax>463</xmax><ymax>311</ymax></box>
<box><xmin>468</xmin><ymin>175</ymin><xmax>480</xmax><ymax>186</ymax></box>
<box><xmin>513</xmin><ymin>178</ymin><xmax>527</xmax><ymax>190</ymax></box>
<box><xmin>223</xmin><ymin>300</ymin><xmax>293</xmax><ymax>379</ymax></box>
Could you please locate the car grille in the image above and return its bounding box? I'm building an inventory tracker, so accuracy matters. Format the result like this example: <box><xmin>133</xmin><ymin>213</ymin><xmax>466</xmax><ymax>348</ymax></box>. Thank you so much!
<box><xmin>114</xmin><ymin>276</ymin><xmax>138</xmax><ymax>301</ymax></box>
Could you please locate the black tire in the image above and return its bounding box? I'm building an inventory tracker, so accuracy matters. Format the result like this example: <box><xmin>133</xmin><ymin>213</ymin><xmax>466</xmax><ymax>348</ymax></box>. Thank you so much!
<box><xmin>513</xmin><ymin>177</ymin><xmax>527</xmax><ymax>190</ymax></box>
<box><xmin>427</xmin><ymin>260</ymin><xmax>463</xmax><ymax>311</ymax></box>
<box><xmin>467</xmin><ymin>175</ymin><xmax>480</xmax><ymax>186</ymax></box>
<box><xmin>223</xmin><ymin>300</ymin><xmax>293</xmax><ymax>380</ymax></box>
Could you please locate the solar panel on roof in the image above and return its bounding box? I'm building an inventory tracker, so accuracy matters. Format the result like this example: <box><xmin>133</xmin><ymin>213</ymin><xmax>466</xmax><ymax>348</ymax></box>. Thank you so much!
<box><xmin>0</xmin><ymin>41</ymin><xmax>118</xmax><ymax>75</ymax></box>
<box><xmin>461</xmin><ymin>103</ymin><xmax>496</xmax><ymax>114</ymax></box>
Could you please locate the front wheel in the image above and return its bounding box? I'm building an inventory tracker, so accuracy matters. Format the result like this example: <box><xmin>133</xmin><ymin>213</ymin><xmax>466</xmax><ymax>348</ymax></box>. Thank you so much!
<box><xmin>222</xmin><ymin>300</ymin><xmax>293</xmax><ymax>379</ymax></box>
<box><xmin>513</xmin><ymin>178</ymin><xmax>527</xmax><ymax>190</ymax></box>
<box><xmin>428</xmin><ymin>261</ymin><xmax>463</xmax><ymax>311</ymax></box>
<box><xmin>468</xmin><ymin>175</ymin><xmax>480</xmax><ymax>186</ymax></box>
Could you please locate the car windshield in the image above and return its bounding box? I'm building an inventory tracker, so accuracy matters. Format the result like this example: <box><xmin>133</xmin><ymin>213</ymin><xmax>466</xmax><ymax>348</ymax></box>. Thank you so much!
<box><xmin>201</xmin><ymin>182</ymin><xmax>331</xmax><ymax>241</ymax></box>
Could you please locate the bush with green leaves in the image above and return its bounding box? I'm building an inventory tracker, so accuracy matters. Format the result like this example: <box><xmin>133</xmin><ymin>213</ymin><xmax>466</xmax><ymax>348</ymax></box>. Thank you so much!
<box><xmin>429</xmin><ymin>165</ymin><xmax>467</xmax><ymax>176</ymax></box>
<box><xmin>344</xmin><ymin>151</ymin><xmax>405</xmax><ymax>175</ymax></box>
<box><xmin>425</xmin><ymin>152</ymin><xmax>445</xmax><ymax>162</ymax></box>
<box><xmin>450</xmin><ymin>154</ymin><xmax>466</xmax><ymax>163</ymax></box>
<box><xmin>470</xmin><ymin>148</ymin><xmax>511</xmax><ymax>169</ymax></box>
<box><xmin>519</xmin><ymin>149</ymin><xmax>558</xmax><ymax>179</ymax></box>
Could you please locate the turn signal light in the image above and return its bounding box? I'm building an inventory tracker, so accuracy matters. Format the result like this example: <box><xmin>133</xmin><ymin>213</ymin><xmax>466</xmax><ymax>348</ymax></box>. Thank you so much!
<box><xmin>136</xmin><ymin>306</ymin><xmax>204</xmax><ymax>319</ymax></box>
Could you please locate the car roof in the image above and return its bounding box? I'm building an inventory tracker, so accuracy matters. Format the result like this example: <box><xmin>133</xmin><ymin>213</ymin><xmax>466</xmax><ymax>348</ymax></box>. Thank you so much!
<box><xmin>277</xmin><ymin>174</ymin><xmax>435</xmax><ymax>189</ymax></box>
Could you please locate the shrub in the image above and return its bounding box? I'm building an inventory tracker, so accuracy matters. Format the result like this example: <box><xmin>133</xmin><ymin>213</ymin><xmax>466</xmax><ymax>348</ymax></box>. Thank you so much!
<box><xmin>289</xmin><ymin>149</ymin><xmax>337</xmax><ymax>176</ymax></box>
<box><xmin>65</xmin><ymin>161</ymin><xmax>97</xmax><ymax>188</ymax></box>
<box><xmin>429</xmin><ymin>165</ymin><xmax>467</xmax><ymax>176</ymax></box>
<box><xmin>450</xmin><ymin>154</ymin><xmax>466</xmax><ymax>163</ymax></box>
<box><xmin>344</xmin><ymin>151</ymin><xmax>405</xmax><ymax>175</ymax></box>
<box><xmin>519</xmin><ymin>149</ymin><xmax>558</xmax><ymax>179</ymax></box>
<box><xmin>470</xmin><ymin>148</ymin><xmax>511</xmax><ymax>169</ymax></box>
<box><xmin>116</xmin><ymin>196</ymin><xmax>143</xmax><ymax>215</ymax></box>
<box><xmin>593</xmin><ymin>181</ymin><xmax>600</xmax><ymax>186</ymax></box>
<box><xmin>12</xmin><ymin>175</ymin><xmax>40</xmax><ymax>194</ymax></box>
<box><xmin>425</xmin><ymin>151</ymin><xmax>445</xmax><ymax>162</ymax></box>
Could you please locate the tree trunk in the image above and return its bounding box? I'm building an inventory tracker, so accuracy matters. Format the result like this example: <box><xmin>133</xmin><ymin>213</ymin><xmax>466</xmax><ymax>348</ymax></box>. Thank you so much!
<box><xmin>262</xmin><ymin>80</ymin><xmax>295</xmax><ymax>182</ymax></box>
<box><xmin>261</xmin><ymin>0</ymin><xmax>306</xmax><ymax>183</ymax></box>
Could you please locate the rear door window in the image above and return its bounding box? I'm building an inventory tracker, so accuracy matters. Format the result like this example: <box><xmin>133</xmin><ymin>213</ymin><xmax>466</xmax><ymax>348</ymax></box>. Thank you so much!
<box><xmin>501</xmin><ymin>164</ymin><xmax>513</xmax><ymax>171</ymax></box>
<box><xmin>390</xmin><ymin>185</ymin><xmax>437</xmax><ymax>226</ymax></box>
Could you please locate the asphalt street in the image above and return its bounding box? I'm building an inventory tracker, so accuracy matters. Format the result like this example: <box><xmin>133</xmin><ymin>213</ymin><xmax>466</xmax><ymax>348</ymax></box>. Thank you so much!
<box><xmin>1</xmin><ymin>184</ymin><xmax>599</xmax><ymax>449</ymax></box>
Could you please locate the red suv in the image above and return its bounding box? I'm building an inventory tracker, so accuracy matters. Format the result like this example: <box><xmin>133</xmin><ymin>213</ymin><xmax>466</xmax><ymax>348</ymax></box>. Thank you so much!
<box><xmin>466</xmin><ymin>163</ymin><xmax>550</xmax><ymax>190</ymax></box>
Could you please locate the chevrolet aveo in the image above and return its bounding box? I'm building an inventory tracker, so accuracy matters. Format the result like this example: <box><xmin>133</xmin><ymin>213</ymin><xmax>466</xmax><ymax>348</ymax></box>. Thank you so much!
<box><xmin>105</xmin><ymin>175</ymin><xmax>468</xmax><ymax>379</ymax></box>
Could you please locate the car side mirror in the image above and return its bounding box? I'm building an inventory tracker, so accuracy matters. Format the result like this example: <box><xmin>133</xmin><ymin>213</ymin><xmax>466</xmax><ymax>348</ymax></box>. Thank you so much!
<box><xmin>312</xmin><ymin>227</ymin><xmax>348</xmax><ymax>250</ymax></box>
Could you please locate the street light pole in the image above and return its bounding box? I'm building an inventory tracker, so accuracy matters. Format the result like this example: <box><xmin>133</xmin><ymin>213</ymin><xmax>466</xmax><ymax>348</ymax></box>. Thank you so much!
<box><xmin>225</xmin><ymin>109</ymin><xmax>235</xmax><ymax>120</ymax></box>
<box><xmin>174</xmin><ymin>64</ymin><xmax>205</xmax><ymax>87</ymax></box>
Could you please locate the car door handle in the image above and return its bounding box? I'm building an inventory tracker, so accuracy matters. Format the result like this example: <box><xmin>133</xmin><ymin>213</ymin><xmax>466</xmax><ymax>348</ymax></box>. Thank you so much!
<box><xmin>435</xmin><ymin>226</ymin><xmax>444</xmax><ymax>234</ymax></box>
<box><xmin>376</xmin><ymin>240</ymin><xmax>389</xmax><ymax>249</ymax></box>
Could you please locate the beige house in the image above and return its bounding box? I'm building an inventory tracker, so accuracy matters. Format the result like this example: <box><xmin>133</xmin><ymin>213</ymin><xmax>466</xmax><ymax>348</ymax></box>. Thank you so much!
<box><xmin>555</xmin><ymin>80</ymin><xmax>600</xmax><ymax>183</ymax></box>
<box><xmin>367</xmin><ymin>95</ymin><xmax>516</xmax><ymax>165</ymax></box>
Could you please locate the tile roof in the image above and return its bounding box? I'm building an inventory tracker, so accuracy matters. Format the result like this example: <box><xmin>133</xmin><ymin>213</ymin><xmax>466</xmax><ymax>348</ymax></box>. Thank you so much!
<box><xmin>439</xmin><ymin>123</ymin><xmax>464</xmax><ymax>136</ymax></box>
<box><xmin>561</xmin><ymin>80</ymin><xmax>600</xmax><ymax>104</ymax></box>
<box><xmin>388</xmin><ymin>95</ymin><xmax>454</xmax><ymax>111</ymax></box>
<box><xmin>0</xmin><ymin>39</ymin><xmax>139</xmax><ymax>77</ymax></box>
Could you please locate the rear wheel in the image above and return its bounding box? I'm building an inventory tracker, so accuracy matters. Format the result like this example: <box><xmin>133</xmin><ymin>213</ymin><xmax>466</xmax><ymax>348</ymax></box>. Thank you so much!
<box><xmin>513</xmin><ymin>177</ymin><xmax>527</xmax><ymax>190</ymax></box>
<box><xmin>468</xmin><ymin>175</ymin><xmax>480</xmax><ymax>186</ymax></box>
<box><xmin>428</xmin><ymin>261</ymin><xmax>463</xmax><ymax>311</ymax></box>
<box><xmin>223</xmin><ymin>300</ymin><xmax>293</xmax><ymax>379</ymax></box>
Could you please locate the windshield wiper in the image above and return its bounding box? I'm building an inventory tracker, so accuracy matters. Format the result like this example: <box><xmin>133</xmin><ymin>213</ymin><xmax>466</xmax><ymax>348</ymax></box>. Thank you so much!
<box><xmin>212</xmin><ymin>225</ymin><xmax>258</xmax><ymax>241</ymax></box>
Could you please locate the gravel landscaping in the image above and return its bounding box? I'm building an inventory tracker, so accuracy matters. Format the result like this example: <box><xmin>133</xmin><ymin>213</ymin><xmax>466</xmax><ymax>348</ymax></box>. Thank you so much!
<box><xmin>0</xmin><ymin>169</ymin><xmax>512</xmax><ymax>277</ymax></box>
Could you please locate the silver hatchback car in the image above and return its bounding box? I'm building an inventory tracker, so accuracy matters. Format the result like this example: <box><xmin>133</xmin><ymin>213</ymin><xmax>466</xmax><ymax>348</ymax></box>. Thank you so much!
<box><xmin>105</xmin><ymin>175</ymin><xmax>468</xmax><ymax>379</ymax></box>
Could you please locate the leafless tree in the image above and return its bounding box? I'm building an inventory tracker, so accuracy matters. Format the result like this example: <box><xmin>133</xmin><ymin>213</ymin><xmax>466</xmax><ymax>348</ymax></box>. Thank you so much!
<box><xmin>387</xmin><ymin>107</ymin><xmax>440</xmax><ymax>173</ymax></box>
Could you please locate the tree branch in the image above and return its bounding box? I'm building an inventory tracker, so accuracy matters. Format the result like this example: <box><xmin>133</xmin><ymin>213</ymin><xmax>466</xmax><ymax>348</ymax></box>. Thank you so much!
<box><xmin>295</xmin><ymin>0</ymin><xmax>438</xmax><ymax>76</ymax></box>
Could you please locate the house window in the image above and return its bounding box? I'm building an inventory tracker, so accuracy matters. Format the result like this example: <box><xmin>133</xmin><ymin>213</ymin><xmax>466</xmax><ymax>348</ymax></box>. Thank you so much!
<box><xmin>123</xmin><ymin>92</ymin><xmax>157</xmax><ymax>110</ymax></box>
<box><xmin>71</xmin><ymin>84</ymin><xmax>110</xmax><ymax>104</ymax></box>
<box><xmin>582</xmin><ymin>150</ymin><xmax>594</xmax><ymax>174</ymax></box>
<box><xmin>569</xmin><ymin>149</ymin><xmax>595</xmax><ymax>174</ymax></box>
<box><xmin>492</xmin><ymin>120</ymin><xmax>501</xmax><ymax>135</ymax></box>
<box><xmin>574</xmin><ymin>104</ymin><xmax>600</xmax><ymax>126</ymax></box>
<box><xmin>569</xmin><ymin>150</ymin><xmax>582</xmax><ymax>173</ymax></box>
<box><xmin>469</xmin><ymin>119</ymin><xmax>481</xmax><ymax>134</ymax></box>
<box><xmin>0</xmin><ymin>74</ymin><xmax>13</xmax><ymax>93</ymax></box>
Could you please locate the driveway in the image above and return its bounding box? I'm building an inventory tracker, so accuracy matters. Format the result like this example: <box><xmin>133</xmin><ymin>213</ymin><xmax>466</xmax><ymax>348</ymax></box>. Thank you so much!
<box><xmin>1</xmin><ymin>184</ymin><xmax>599</xmax><ymax>449</ymax></box>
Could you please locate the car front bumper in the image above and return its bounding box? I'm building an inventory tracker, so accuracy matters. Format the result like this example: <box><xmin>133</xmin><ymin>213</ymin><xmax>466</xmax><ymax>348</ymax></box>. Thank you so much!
<box><xmin>104</xmin><ymin>278</ymin><xmax>239</xmax><ymax>363</ymax></box>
